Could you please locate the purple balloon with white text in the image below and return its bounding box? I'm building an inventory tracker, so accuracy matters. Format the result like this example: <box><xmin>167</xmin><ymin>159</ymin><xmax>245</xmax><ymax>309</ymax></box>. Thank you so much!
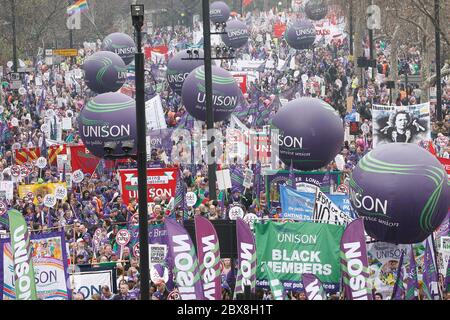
<box><xmin>221</xmin><ymin>19</ymin><xmax>249</xmax><ymax>49</ymax></box>
<box><xmin>181</xmin><ymin>66</ymin><xmax>240</xmax><ymax>122</ymax></box>
<box><xmin>350</xmin><ymin>143</ymin><xmax>450</xmax><ymax>244</ymax></box>
<box><xmin>102</xmin><ymin>32</ymin><xmax>137</xmax><ymax>65</ymax></box>
<box><xmin>210</xmin><ymin>1</ymin><xmax>231</xmax><ymax>24</ymax></box>
<box><xmin>285</xmin><ymin>19</ymin><xmax>316</xmax><ymax>50</ymax></box>
<box><xmin>78</xmin><ymin>92</ymin><xmax>137</xmax><ymax>158</ymax></box>
<box><xmin>167</xmin><ymin>49</ymin><xmax>204</xmax><ymax>96</ymax></box>
<box><xmin>271</xmin><ymin>97</ymin><xmax>344</xmax><ymax>171</ymax></box>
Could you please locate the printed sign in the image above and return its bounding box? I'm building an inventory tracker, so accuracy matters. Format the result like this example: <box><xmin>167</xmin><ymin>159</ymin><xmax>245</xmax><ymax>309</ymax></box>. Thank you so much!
<box><xmin>36</xmin><ymin>157</ymin><xmax>48</xmax><ymax>169</ymax></box>
<box><xmin>118</xmin><ymin>168</ymin><xmax>178</xmax><ymax>204</ymax></box>
<box><xmin>229</xmin><ymin>206</ymin><xmax>245</xmax><ymax>220</ymax></box>
<box><xmin>72</xmin><ymin>170</ymin><xmax>84</xmax><ymax>183</ymax></box>
<box><xmin>116</xmin><ymin>229</ymin><xmax>131</xmax><ymax>246</ymax></box>
<box><xmin>54</xmin><ymin>185</ymin><xmax>67</xmax><ymax>200</ymax></box>
<box><xmin>185</xmin><ymin>192</ymin><xmax>198</xmax><ymax>207</ymax></box>
<box><xmin>44</xmin><ymin>194</ymin><xmax>57</xmax><ymax>207</ymax></box>
<box><xmin>0</xmin><ymin>202</ymin><xmax>7</xmax><ymax>216</ymax></box>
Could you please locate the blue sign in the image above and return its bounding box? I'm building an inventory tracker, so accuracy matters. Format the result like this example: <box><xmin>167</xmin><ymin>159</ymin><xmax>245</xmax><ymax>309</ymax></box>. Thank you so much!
<box><xmin>280</xmin><ymin>185</ymin><xmax>316</xmax><ymax>221</ymax></box>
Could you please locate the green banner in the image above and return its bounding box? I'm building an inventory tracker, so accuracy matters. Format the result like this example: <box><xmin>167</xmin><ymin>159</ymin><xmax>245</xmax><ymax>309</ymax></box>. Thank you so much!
<box><xmin>8</xmin><ymin>209</ymin><xmax>37</xmax><ymax>300</ymax></box>
<box><xmin>256</xmin><ymin>221</ymin><xmax>344</xmax><ymax>292</ymax></box>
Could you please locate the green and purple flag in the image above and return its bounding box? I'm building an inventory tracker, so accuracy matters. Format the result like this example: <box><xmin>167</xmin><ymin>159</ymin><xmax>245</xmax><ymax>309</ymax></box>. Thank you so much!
<box><xmin>194</xmin><ymin>216</ymin><xmax>221</xmax><ymax>300</ymax></box>
<box><xmin>391</xmin><ymin>251</ymin><xmax>405</xmax><ymax>300</ymax></box>
<box><xmin>302</xmin><ymin>273</ymin><xmax>327</xmax><ymax>300</ymax></box>
<box><xmin>261</xmin><ymin>261</ymin><xmax>286</xmax><ymax>300</ymax></box>
<box><xmin>8</xmin><ymin>209</ymin><xmax>37</xmax><ymax>300</ymax></box>
<box><xmin>422</xmin><ymin>236</ymin><xmax>439</xmax><ymax>300</ymax></box>
<box><xmin>165</xmin><ymin>219</ymin><xmax>204</xmax><ymax>300</ymax></box>
<box><xmin>340</xmin><ymin>218</ymin><xmax>372</xmax><ymax>300</ymax></box>
<box><xmin>405</xmin><ymin>245</ymin><xmax>419</xmax><ymax>300</ymax></box>
<box><xmin>234</xmin><ymin>218</ymin><xmax>256</xmax><ymax>299</ymax></box>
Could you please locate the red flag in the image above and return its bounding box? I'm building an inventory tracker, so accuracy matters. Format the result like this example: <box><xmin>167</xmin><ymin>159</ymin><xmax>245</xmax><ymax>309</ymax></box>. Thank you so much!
<box><xmin>438</xmin><ymin>156</ymin><xmax>450</xmax><ymax>175</ymax></box>
<box><xmin>69</xmin><ymin>145</ymin><xmax>101</xmax><ymax>175</ymax></box>
<box><xmin>428</xmin><ymin>142</ymin><xmax>437</xmax><ymax>156</ymax></box>
<box><xmin>48</xmin><ymin>144</ymin><xmax>67</xmax><ymax>165</ymax></box>
<box><xmin>243</xmin><ymin>0</ymin><xmax>253</xmax><ymax>7</ymax></box>
<box><xmin>15</xmin><ymin>147</ymin><xmax>41</xmax><ymax>165</ymax></box>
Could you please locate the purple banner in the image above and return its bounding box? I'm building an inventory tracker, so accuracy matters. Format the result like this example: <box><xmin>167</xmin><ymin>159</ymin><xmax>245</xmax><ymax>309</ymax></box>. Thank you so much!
<box><xmin>302</xmin><ymin>273</ymin><xmax>327</xmax><ymax>300</ymax></box>
<box><xmin>392</xmin><ymin>251</ymin><xmax>405</xmax><ymax>300</ymax></box>
<box><xmin>234</xmin><ymin>218</ymin><xmax>256</xmax><ymax>298</ymax></box>
<box><xmin>194</xmin><ymin>216</ymin><xmax>221</xmax><ymax>300</ymax></box>
<box><xmin>165</xmin><ymin>219</ymin><xmax>204</xmax><ymax>300</ymax></box>
<box><xmin>340</xmin><ymin>218</ymin><xmax>372</xmax><ymax>300</ymax></box>
<box><xmin>423</xmin><ymin>236</ymin><xmax>439</xmax><ymax>300</ymax></box>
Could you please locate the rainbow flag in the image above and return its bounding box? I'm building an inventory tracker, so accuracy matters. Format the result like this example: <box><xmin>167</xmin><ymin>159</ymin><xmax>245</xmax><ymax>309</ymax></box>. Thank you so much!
<box><xmin>67</xmin><ymin>0</ymin><xmax>88</xmax><ymax>16</ymax></box>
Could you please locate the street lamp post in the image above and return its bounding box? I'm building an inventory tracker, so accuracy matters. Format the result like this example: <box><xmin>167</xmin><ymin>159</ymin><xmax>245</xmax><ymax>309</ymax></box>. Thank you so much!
<box><xmin>202</xmin><ymin>0</ymin><xmax>217</xmax><ymax>201</ymax></box>
<box><xmin>434</xmin><ymin>0</ymin><xmax>442</xmax><ymax>122</ymax></box>
<box><xmin>131</xmin><ymin>4</ymin><xmax>151</xmax><ymax>301</ymax></box>
<box><xmin>10</xmin><ymin>0</ymin><xmax>17</xmax><ymax>73</ymax></box>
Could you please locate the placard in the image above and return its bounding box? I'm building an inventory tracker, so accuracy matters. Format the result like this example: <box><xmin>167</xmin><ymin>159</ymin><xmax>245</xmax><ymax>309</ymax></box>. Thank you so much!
<box><xmin>185</xmin><ymin>192</ymin><xmax>198</xmax><ymax>207</ymax></box>
<box><xmin>44</xmin><ymin>194</ymin><xmax>57</xmax><ymax>207</ymax></box>
<box><xmin>216</xmin><ymin>169</ymin><xmax>232</xmax><ymax>191</ymax></box>
<box><xmin>36</xmin><ymin>157</ymin><xmax>48</xmax><ymax>169</ymax></box>
<box><xmin>229</xmin><ymin>206</ymin><xmax>244</xmax><ymax>220</ymax></box>
<box><xmin>54</xmin><ymin>185</ymin><xmax>67</xmax><ymax>200</ymax></box>
<box><xmin>72</xmin><ymin>170</ymin><xmax>84</xmax><ymax>183</ymax></box>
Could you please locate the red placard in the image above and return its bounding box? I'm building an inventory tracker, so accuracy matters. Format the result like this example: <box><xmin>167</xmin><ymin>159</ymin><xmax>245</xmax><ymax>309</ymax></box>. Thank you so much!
<box><xmin>273</xmin><ymin>22</ymin><xmax>287</xmax><ymax>39</ymax></box>
<box><xmin>438</xmin><ymin>157</ymin><xmax>450</xmax><ymax>175</ymax></box>
<box><xmin>118</xmin><ymin>168</ymin><xmax>178</xmax><ymax>205</ymax></box>
<box><xmin>232</xmin><ymin>74</ymin><xmax>247</xmax><ymax>95</ymax></box>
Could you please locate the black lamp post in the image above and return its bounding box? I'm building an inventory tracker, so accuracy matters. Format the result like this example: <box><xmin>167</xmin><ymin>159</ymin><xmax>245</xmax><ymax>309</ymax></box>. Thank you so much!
<box><xmin>130</xmin><ymin>4</ymin><xmax>151</xmax><ymax>301</ymax></box>
<box><xmin>10</xmin><ymin>0</ymin><xmax>17</xmax><ymax>73</ymax></box>
<box><xmin>434</xmin><ymin>0</ymin><xmax>442</xmax><ymax>123</ymax></box>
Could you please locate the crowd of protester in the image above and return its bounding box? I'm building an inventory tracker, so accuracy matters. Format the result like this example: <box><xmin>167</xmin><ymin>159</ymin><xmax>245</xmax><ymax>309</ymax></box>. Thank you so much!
<box><xmin>0</xmin><ymin>7</ymin><xmax>449</xmax><ymax>300</ymax></box>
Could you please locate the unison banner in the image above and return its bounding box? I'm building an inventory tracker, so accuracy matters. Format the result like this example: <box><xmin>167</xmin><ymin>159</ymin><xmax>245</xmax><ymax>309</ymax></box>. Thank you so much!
<box><xmin>1</xmin><ymin>231</ymin><xmax>70</xmax><ymax>300</ymax></box>
<box><xmin>194</xmin><ymin>216</ymin><xmax>221</xmax><ymax>300</ymax></box>
<box><xmin>367</xmin><ymin>242</ymin><xmax>426</xmax><ymax>299</ymax></box>
<box><xmin>118</xmin><ymin>168</ymin><xmax>178</xmax><ymax>205</ymax></box>
<box><xmin>265</xmin><ymin>170</ymin><xmax>341</xmax><ymax>208</ymax></box>
<box><xmin>165</xmin><ymin>219</ymin><xmax>204</xmax><ymax>300</ymax></box>
<box><xmin>70</xmin><ymin>266</ymin><xmax>116</xmax><ymax>300</ymax></box>
<box><xmin>234</xmin><ymin>218</ymin><xmax>257</xmax><ymax>298</ymax></box>
<box><xmin>372</xmin><ymin>103</ymin><xmax>431</xmax><ymax>148</ymax></box>
<box><xmin>255</xmin><ymin>221</ymin><xmax>344</xmax><ymax>293</ymax></box>
<box><xmin>313</xmin><ymin>189</ymin><xmax>353</xmax><ymax>226</ymax></box>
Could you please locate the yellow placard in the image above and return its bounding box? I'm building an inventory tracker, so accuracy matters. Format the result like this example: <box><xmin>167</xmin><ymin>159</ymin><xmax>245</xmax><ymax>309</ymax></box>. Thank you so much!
<box><xmin>18</xmin><ymin>183</ymin><xmax>67</xmax><ymax>204</ymax></box>
<box><xmin>53</xmin><ymin>49</ymin><xmax>78</xmax><ymax>57</ymax></box>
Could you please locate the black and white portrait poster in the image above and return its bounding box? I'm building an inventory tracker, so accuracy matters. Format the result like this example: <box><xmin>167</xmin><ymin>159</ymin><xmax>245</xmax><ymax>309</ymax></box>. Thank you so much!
<box><xmin>372</xmin><ymin>103</ymin><xmax>431</xmax><ymax>148</ymax></box>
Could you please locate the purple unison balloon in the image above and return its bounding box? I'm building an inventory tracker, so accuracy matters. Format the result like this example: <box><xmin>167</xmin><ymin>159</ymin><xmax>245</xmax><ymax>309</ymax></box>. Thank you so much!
<box><xmin>271</xmin><ymin>97</ymin><xmax>344</xmax><ymax>171</ymax></box>
<box><xmin>83</xmin><ymin>51</ymin><xmax>127</xmax><ymax>94</ymax></box>
<box><xmin>102</xmin><ymin>32</ymin><xmax>137</xmax><ymax>65</ymax></box>
<box><xmin>305</xmin><ymin>0</ymin><xmax>328</xmax><ymax>21</ymax></box>
<box><xmin>350</xmin><ymin>143</ymin><xmax>450</xmax><ymax>244</ymax></box>
<box><xmin>285</xmin><ymin>19</ymin><xmax>316</xmax><ymax>50</ymax></box>
<box><xmin>78</xmin><ymin>92</ymin><xmax>137</xmax><ymax>158</ymax></box>
<box><xmin>210</xmin><ymin>1</ymin><xmax>231</xmax><ymax>24</ymax></box>
<box><xmin>181</xmin><ymin>65</ymin><xmax>240</xmax><ymax>122</ymax></box>
<box><xmin>221</xmin><ymin>19</ymin><xmax>249</xmax><ymax>49</ymax></box>
<box><xmin>167</xmin><ymin>49</ymin><xmax>204</xmax><ymax>96</ymax></box>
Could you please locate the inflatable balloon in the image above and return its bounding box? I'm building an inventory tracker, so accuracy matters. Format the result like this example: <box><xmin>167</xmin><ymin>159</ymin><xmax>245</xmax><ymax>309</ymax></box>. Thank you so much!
<box><xmin>167</xmin><ymin>49</ymin><xmax>204</xmax><ymax>96</ymax></box>
<box><xmin>285</xmin><ymin>20</ymin><xmax>316</xmax><ymax>50</ymax></box>
<box><xmin>83</xmin><ymin>51</ymin><xmax>127</xmax><ymax>94</ymax></box>
<box><xmin>182</xmin><ymin>66</ymin><xmax>240</xmax><ymax>122</ymax></box>
<box><xmin>78</xmin><ymin>92</ymin><xmax>137</xmax><ymax>158</ymax></box>
<box><xmin>305</xmin><ymin>0</ymin><xmax>328</xmax><ymax>21</ymax></box>
<box><xmin>221</xmin><ymin>19</ymin><xmax>249</xmax><ymax>49</ymax></box>
<box><xmin>102</xmin><ymin>32</ymin><xmax>137</xmax><ymax>65</ymax></box>
<box><xmin>350</xmin><ymin>143</ymin><xmax>450</xmax><ymax>244</ymax></box>
<box><xmin>210</xmin><ymin>1</ymin><xmax>231</xmax><ymax>24</ymax></box>
<box><xmin>271</xmin><ymin>97</ymin><xmax>344</xmax><ymax>171</ymax></box>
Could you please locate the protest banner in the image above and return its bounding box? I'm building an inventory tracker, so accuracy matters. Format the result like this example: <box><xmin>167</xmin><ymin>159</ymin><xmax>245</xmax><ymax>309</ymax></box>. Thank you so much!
<box><xmin>194</xmin><ymin>216</ymin><xmax>222</xmax><ymax>300</ymax></box>
<box><xmin>1</xmin><ymin>231</ymin><xmax>70</xmax><ymax>300</ymax></box>
<box><xmin>255</xmin><ymin>221</ymin><xmax>344</xmax><ymax>293</ymax></box>
<box><xmin>313</xmin><ymin>189</ymin><xmax>353</xmax><ymax>225</ymax></box>
<box><xmin>265</xmin><ymin>170</ymin><xmax>341</xmax><ymax>208</ymax></box>
<box><xmin>366</xmin><ymin>241</ymin><xmax>426</xmax><ymax>299</ymax></box>
<box><xmin>69</xmin><ymin>266</ymin><xmax>116</xmax><ymax>300</ymax></box>
<box><xmin>118</xmin><ymin>168</ymin><xmax>178</xmax><ymax>205</ymax></box>
<box><xmin>279</xmin><ymin>185</ymin><xmax>315</xmax><ymax>221</ymax></box>
<box><xmin>18</xmin><ymin>183</ymin><xmax>67</xmax><ymax>204</ymax></box>
<box><xmin>302</xmin><ymin>273</ymin><xmax>327</xmax><ymax>300</ymax></box>
<box><xmin>234</xmin><ymin>218</ymin><xmax>257</xmax><ymax>299</ymax></box>
<box><xmin>0</xmin><ymin>182</ymin><xmax>14</xmax><ymax>201</ymax></box>
<box><xmin>372</xmin><ymin>103</ymin><xmax>431</xmax><ymax>147</ymax></box>
<box><xmin>165</xmin><ymin>219</ymin><xmax>204</xmax><ymax>300</ymax></box>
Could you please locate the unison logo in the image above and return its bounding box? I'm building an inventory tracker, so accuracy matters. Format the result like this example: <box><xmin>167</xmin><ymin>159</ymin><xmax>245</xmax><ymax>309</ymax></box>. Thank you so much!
<box><xmin>342</xmin><ymin>242</ymin><xmax>370</xmax><ymax>300</ymax></box>
<box><xmin>295</xmin><ymin>28</ymin><xmax>316</xmax><ymax>37</ymax></box>
<box><xmin>197</xmin><ymin>92</ymin><xmax>237</xmax><ymax>107</ymax></box>
<box><xmin>273</xmin><ymin>133</ymin><xmax>303</xmax><ymax>149</ymax></box>
<box><xmin>82</xmin><ymin>124</ymin><xmax>131</xmax><ymax>138</ymax></box>
<box><xmin>13</xmin><ymin>225</ymin><xmax>33</xmax><ymax>300</ymax></box>
<box><xmin>349</xmin><ymin>190</ymin><xmax>388</xmax><ymax>216</ymax></box>
<box><xmin>173</xmin><ymin>234</ymin><xmax>199</xmax><ymax>300</ymax></box>
<box><xmin>200</xmin><ymin>235</ymin><xmax>219</xmax><ymax>300</ymax></box>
